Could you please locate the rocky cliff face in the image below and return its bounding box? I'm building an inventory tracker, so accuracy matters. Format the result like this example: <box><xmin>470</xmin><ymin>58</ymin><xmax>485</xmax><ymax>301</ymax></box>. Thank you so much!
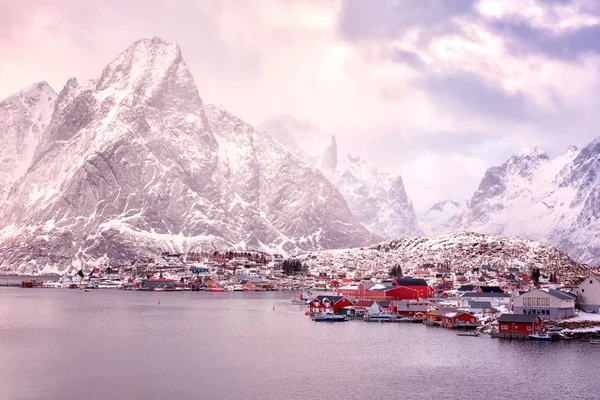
<box><xmin>0</xmin><ymin>82</ymin><xmax>57</xmax><ymax>202</ymax></box>
<box><xmin>261</xmin><ymin>116</ymin><xmax>423</xmax><ymax>239</ymax></box>
<box><xmin>0</xmin><ymin>37</ymin><xmax>377</xmax><ymax>274</ymax></box>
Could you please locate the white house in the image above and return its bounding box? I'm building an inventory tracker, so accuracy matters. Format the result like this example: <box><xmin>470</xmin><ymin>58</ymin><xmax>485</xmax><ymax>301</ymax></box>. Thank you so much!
<box><xmin>513</xmin><ymin>288</ymin><xmax>575</xmax><ymax>320</ymax></box>
<box><xmin>459</xmin><ymin>292</ymin><xmax>511</xmax><ymax>308</ymax></box>
<box><xmin>574</xmin><ymin>275</ymin><xmax>600</xmax><ymax>313</ymax></box>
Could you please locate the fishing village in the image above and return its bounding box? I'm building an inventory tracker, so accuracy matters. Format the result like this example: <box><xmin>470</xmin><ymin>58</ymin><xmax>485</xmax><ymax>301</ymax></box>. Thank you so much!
<box><xmin>6</xmin><ymin>250</ymin><xmax>600</xmax><ymax>344</ymax></box>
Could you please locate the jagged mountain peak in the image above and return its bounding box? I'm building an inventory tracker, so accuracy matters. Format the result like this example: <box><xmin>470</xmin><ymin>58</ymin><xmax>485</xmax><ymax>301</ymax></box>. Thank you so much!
<box><xmin>96</xmin><ymin>37</ymin><xmax>193</xmax><ymax>101</ymax></box>
<box><xmin>513</xmin><ymin>145</ymin><xmax>548</xmax><ymax>159</ymax></box>
<box><xmin>429</xmin><ymin>198</ymin><xmax>463</xmax><ymax>212</ymax></box>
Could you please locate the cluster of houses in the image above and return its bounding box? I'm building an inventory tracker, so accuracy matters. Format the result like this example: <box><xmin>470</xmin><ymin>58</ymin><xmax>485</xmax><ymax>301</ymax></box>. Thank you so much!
<box><xmin>302</xmin><ymin>273</ymin><xmax>600</xmax><ymax>338</ymax></box>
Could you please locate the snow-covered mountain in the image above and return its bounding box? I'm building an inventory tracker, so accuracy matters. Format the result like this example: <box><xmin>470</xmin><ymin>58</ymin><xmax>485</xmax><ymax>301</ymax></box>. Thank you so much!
<box><xmin>261</xmin><ymin>116</ymin><xmax>423</xmax><ymax>239</ymax></box>
<box><xmin>454</xmin><ymin>143</ymin><xmax>600</xmax><ymax>266</ymax></box>
<box><xmin>0</xmin><ymin>82</ymin><xmax>57</xmax><ymax>202</ymax></box>
<box><xmin>419</xmin><ymin>199</ymin><xmax>467</xmax><ymax>236</ymax></box>
<box><xmin>0</xmin><ymin>37</ymin><xmax>377</xmax><ymax>274</ymax></box>
<box><xmin>302</xmin><ymin>232</ymin><xmax>587</xmax><ymax>280</ymax></box>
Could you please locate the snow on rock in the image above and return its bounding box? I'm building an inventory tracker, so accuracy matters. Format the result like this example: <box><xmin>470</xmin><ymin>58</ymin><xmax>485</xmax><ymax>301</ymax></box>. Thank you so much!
<box><xmin>0</xmin><ymin>37</ymin><xmax>377</xmax><ymax>274</ymax></box>
<box><xmin>0</xmin><ymin>82</ymin><xmax>57</xmax><ymax>203</ymax></box>
<box><xmin>261</xmin><ymin>116</ymin><xmax>422</xmax><ymax>239</ymax></box>
<box><xmin>301</xmin><ymin>232</ymin><xmax>587</xmax><ymax>279</ymax></box>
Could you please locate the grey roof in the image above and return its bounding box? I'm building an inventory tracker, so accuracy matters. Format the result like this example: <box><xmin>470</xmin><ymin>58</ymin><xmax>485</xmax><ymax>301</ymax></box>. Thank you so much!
<box><xmin>469</xmin><ymin>301</ymin><xmax>492</xmax><ymax>309</ymax></box>
<box><xmin>377</xmin><ymin>300</ymin><xmax>392</xmax><ymax>308</ymax></box>
<box><xmin>479</xmin><ymin>286</ymin><xmax>504</xmax><ymax>293</ymax></box>
<box><xmin>315</xmin><ymin>295</ymin><xmax>344</xmax><ymax>304</ymax></box>
<box><xmin>498</xmin><ymin>314</ymin><xmax>539</xmax><ymax>323</ymax></box>
<box><xmin>457</xmin><ymin>285</ymin><xmax>476</xmax><ymax>292</ymax></box>
<box><xmin>395</xmin><ymin>278</ymin><xmax>428</xmax><ymax>287</ymax></box>
<box><xmin>548</xmin><ymin>289</ymin><xmax>575</xmax><ymax>300</ymax></box>
<box><xmin>462</xmin><ymin>292</ymin><xmax>510</xmax><ymax>298</ymax></box>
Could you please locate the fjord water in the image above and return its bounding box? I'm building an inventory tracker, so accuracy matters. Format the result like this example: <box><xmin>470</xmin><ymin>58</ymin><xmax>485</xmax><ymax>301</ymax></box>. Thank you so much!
<box><xmin>1</xmin><ymin>289</ymin><xmax>599</xmax><ymax>400</ymax></box>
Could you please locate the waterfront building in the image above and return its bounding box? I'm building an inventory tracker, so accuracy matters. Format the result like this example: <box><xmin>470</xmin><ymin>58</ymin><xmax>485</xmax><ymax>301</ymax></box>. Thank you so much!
<box><xmin>309</xmin><ymin>296</ymin><xmax>353</xmax><ymax>315</ymax></box>
<box><xmin>497</xmin><ymin>314</ymin><xmax>541</xmax><ymax>336</ymax></box>
<box><xmin>513</xmin><ymin>288</ymin><xmax>576</xmax><ymax>319</ymax></box>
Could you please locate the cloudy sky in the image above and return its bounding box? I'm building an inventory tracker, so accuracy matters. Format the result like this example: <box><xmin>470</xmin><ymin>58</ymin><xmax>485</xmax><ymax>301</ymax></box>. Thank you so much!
<box><xmin>2</xmin><ymin>0</ymin><xmax>600</xmax><ymax>212</ymax></box>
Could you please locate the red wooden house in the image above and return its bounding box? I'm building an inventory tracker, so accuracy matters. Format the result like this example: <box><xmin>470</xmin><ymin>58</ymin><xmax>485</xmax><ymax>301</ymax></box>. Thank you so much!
<box><xmin>497</xmin><ymin>314</ymin><xmax>541</xmax><ymax>335</ymax></box>
<box><xmin>441</xmin><ymin>312</ymin><xmax>478</xmax><ymax>329</ymax></box>
<box><xmin>310</xmin><ymin>296</ymin><xmax>353</xmax><ymax>315</ymax></box>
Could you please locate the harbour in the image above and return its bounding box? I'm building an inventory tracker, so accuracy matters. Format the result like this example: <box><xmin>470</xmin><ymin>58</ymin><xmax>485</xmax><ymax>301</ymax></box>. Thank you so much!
<box><xmin>2</xmin><ymin>288</ymin><xmax>600</xmax><ymax>400</ymax></box>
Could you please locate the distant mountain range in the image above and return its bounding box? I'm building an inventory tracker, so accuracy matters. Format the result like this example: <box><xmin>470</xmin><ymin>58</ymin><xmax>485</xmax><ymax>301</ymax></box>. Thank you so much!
<box><xmin>0</xmin><ymin>36</ymin><xmax>598</xmax><ymax>273</ymax></box>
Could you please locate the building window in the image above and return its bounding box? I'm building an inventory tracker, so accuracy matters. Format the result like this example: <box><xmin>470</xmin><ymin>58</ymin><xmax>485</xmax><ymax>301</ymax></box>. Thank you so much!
<box><xmin>527</xmin><ymin>326</ymin><xmax>532</xmax><ymax>331</ymax></box>
<box><xmin>501</xmin><ymin>325</ymin><xmax>508</xmax><ymax>330</ymax></box>
<box><xmin>546</xmin><ymin>298</ymin><xmax>550</xmax><ymax>306</ymax></box>
<box><xmin>591</xmin><ymin>280</ymin><xmax>593</xmax><ymax>284</ymax></box>
<box><xmin>583</xmin><ymin>289</ymin><xmax>585</xmax><ymax>293</ymax></box>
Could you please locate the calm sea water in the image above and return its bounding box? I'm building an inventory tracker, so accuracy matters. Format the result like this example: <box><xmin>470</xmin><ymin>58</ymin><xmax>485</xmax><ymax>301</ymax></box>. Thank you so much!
<box><xmin>1</xmin><ymin>287</ymin><xmax>599</xmax><ymax>400</ymax></box>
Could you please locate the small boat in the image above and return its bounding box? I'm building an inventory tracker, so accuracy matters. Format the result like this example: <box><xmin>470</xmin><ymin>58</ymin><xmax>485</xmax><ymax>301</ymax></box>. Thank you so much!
<box><xmin>590</xmin><ymin>339</ymin><xmax>600</xmax><ymax>345</ymax></box>
<box><xmin>311</xmin><ymin>312</ymin><xmax>347</xmax><ymax>322</ymax></box>
<box><xmin>83</xmin><ymin>289</ymin><xmax>90</xmax><ymax>292</ymax></box>
<box><xmin>529</xmin><ymin>334</ymin><xmax>552</xmax><ymax>341</ymax></box>
<box><xmin>154</xmin><ymin>287</ymin><xmax>165</xmax><ymax>292</ymax></box>
<box><xmin>456</xmin><ymin>332</ymin><xmax>480</xmax><ymax>337</ymax></box>
<box><xmin>209</xmin><ymin>287</ymin><xmax>225</xmax><ymax>293</ymax></box>
<box><xmin>364</xmin><ymin>312</ymin><xmax>399</xmax><ymax>323</ymax></box>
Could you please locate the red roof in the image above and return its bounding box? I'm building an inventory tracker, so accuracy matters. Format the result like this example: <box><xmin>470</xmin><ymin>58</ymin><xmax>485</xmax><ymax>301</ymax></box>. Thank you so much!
<box><xmin>354</xmin><ymin>300</ymin><xmax>374</xmax><ymax>308</ymax></box>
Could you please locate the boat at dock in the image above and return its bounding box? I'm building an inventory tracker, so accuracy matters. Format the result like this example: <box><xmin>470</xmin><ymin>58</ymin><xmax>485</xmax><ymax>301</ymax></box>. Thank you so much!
<box><xmin>456</xmin><ymin>332</ymin><xmax>480</xmax><ymax>337</ymax></box>
<box><xmin>209</xmin><ymin>287</ymin><xmax>225</xmax><ymax>293</ymax></box>
<box><xmin>311</xmin><ymin>313</ymin><xmax>347</xmax><ymax>322</ymax></box>
<box><xmin>529</xmin><ymin>334</ymin><xmax>552</xmax><ymax>341</ymax></box>
<box><xmin>590</xmin><ymin>339</ymin><xmax>600</xmax><ymax>345</ymax></box>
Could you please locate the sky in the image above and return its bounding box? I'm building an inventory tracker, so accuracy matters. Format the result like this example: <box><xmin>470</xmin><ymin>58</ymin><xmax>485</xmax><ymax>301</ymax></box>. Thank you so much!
<box><xmin>1</xmin><ymin>0</ymin><xmax>600</xmax><ymax>212</ymax></box>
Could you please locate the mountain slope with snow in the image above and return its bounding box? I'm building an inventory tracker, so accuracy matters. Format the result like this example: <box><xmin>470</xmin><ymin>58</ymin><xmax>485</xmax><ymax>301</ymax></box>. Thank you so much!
<box><xmin>261</xmin><ymin>116</ymin><xmax>422</xmax><ymax>239</ymax></box>
<box><xmin>454</xmin><ymin>142</ymin><xmax>600</xmax><ymax>265</ymax></box>
<box><xmin>0</xmin><ymin>82</ymin><xmax>57</xmax><ymax>202</ymax></box>
<box><xmin>419</xmin><ymin>199</ymin><xmax>467</xmax><ymax>236</ymax></box>
<box><xmin>0</xmin><ymin>37</ymin><xmax>376</xmax><ymax>274</ymax></box>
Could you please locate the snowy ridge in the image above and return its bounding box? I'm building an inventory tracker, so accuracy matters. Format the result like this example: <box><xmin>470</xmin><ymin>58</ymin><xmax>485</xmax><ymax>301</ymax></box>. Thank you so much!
<box><xmin>302</xmin><ymin>232</ymin><xmax>587</xmax><ymax>278</ymax></box>
<box><xmin>261</xmin><ymin>116</ymin><xmax>422</xmax><ymax>239</ymax></box>
<box><xmin>0</xmin><ymin>38</ymin><xmax>377</xmax><ymax>274</ymax></box>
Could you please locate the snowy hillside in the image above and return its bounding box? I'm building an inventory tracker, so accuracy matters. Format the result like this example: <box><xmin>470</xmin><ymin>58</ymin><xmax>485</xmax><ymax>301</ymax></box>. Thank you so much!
<box><xmin>302</xmin><ymin>232</ymin><xmax>588</xmax><ymax>279</ymax></box>
<box><xmin>0</xmin><ymin>82</ymin><xmax>57</xmax><ymax>202</ymax></box>
<box><xmin>0</xmin><ymin>37</ymin><xmax>377</xmax><ymax>274</ymax></box>
<box><xmin>261</xmin><ymin>116</ymin><xmax>422</xmax><ymax>239</ymax></box>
